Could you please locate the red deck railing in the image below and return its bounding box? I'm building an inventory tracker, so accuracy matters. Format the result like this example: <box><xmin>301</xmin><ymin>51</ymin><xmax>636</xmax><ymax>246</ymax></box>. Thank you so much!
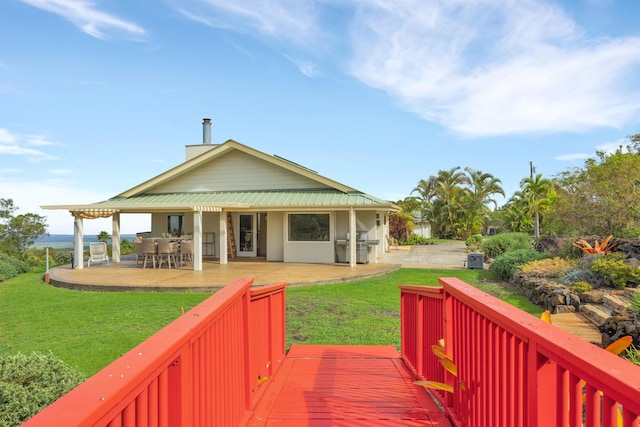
<box><xmin>400</xmin><ymin>277</ymin><xmax>640</xmax><ymax>427</ymax></box>
<box><xmin>22</xmin><ymin>276</ymin><xmax>640</xmax><ymax>426</ymax></box>
<box><xmin>22</xmin><ymin>278</ymin><xmax>286</xmax><ymax>427</ymax></box>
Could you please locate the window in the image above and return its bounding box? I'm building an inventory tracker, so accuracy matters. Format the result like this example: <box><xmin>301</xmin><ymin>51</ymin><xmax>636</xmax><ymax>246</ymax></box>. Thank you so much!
<box><xmin>167</xmin><ymin>215</ymin><xmax>184</xmax><ymax>236</ymax></box>
<box><xmin>288</xmin><ymin>213</ymin><xmax>330</xmax><ymax>241</ymax></box>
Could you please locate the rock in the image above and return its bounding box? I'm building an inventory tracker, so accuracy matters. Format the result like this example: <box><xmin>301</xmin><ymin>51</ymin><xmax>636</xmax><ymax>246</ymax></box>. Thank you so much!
<box><xmin>624</xmin><ymin>257</ymin><xmax>640</xmax><ymax>268</ymax></box>
<box><xmin>581</xmin><ymin>291</ymin><xmax>605</xmax><ymax>304</ymax></box>
<box><xmin>555</xmin><ymin>305</ymin><xmax>576</xmax><ymax>314</ymax></box>
<box><xmin>578</xmin><ymin>253</ymin><xmax>601</xmax><ymax>271</ymax></box>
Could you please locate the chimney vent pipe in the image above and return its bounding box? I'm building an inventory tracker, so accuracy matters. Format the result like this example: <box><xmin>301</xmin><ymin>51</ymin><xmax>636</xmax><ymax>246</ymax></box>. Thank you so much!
<box><xmin>202</xmin><ymin>118</ymin><xmax>212</xmax><ymax>144</ymax></box>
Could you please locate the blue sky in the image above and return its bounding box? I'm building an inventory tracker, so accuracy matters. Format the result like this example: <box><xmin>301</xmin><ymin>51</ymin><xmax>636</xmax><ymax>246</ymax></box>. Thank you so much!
<box><xmin>1</xmin><ymin>0</ymin><xmax>640</xmax><ymax>234</ymax></box>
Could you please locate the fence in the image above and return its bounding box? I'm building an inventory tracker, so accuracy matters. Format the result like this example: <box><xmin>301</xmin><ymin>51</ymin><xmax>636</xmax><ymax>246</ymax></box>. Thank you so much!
<box><xmin>22</xmin><ymin>278</ymin><xmax>287</xmax><ymax>427</ymax></box>
<box><xmin>400</xmin><ymin>277</ymin><xmax>640</xmax><ymax>427</ymax></box>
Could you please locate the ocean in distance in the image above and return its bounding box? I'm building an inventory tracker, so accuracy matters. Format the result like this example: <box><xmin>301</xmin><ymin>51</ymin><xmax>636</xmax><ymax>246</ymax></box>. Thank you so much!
<box><xmin>32</xmin><ymin>234</ymin><xmax>137</xmax><ymax>250</ymax></box>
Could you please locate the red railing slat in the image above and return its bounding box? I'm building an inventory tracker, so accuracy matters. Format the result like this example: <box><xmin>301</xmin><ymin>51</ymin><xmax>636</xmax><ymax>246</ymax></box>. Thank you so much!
<box><xmin>400</xmin><ymin>277</ymin><xmax>640</xmax><ymax>427</ymax></box>
<box><xmin>22</xmin><ymin>278</ymin><xmax>287</xmax><ymax>427</ymax></box>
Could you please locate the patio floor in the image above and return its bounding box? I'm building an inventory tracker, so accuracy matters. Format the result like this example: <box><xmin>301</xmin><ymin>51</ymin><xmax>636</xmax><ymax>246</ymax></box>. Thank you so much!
<box><xmin>47</xmin><ymin>256</ymin><xmax>401</xmax><ymax>292</ymax></box>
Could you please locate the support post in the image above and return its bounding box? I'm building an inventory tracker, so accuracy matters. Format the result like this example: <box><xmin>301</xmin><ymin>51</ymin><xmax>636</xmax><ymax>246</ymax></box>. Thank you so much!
<box><xmin>112</xmin><ymin>212</ymin><xmax>121</xmax><ymax>263</ymax></box>
<box><xmin>219</xmin><ymin>211</ymin><xmax>228</xmax><ymax>265</ymax></box>
<box><xmin>193</xmin><ymin>210</ymin><xmax>203</xmax><ymax>271</ymax></box>
<box><xmin>73</xmin><ymin>216</ymin><xmax>84</xmax><ymax>269</ymax></box>
<box><xmin>349</xmin><ymin>208</ymin><xmax>356</xmax><ymax>268</ymax></box>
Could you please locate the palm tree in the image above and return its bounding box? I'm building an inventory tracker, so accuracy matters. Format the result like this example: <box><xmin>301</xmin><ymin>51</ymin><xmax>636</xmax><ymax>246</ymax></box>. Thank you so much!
<box><xmin>518</xmin><ymin>174</ymin><xmax>554</xmax><ymax>238</ymax></box>
<box><xmin>97</xmin><ymin>231</ymin><xmax>111</xmax><ymax>244</ymax></box>
<box><xmin>434</xmin><ymin>167</ymin><xmax>468</xmax><ymax>238</ymax></box>
<box><xmin>462</xmin><ymin>168</ymin><xmax>505</xmax><ymax>237</ymax></box>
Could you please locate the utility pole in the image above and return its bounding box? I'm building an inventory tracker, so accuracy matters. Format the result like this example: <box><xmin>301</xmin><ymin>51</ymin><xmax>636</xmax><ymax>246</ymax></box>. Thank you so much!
<box><xmin>530</xmin><ymin>161</ymin><xmax>540</xmax><ymax>238</ymax></box>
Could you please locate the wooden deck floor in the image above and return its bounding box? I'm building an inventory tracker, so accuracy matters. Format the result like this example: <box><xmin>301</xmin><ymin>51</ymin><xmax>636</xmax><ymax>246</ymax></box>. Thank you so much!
<box><xmin>247</xmin><ymin>345</ymin><xmax>451</xmax><ymax>427</ymax></box>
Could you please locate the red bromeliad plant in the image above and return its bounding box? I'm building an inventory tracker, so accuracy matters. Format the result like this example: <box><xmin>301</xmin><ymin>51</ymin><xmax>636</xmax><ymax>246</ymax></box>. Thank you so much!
<box><xmin>572</xmin><ymin>235</ymin><xmax>618</xmax><ymax>254</ymax></box>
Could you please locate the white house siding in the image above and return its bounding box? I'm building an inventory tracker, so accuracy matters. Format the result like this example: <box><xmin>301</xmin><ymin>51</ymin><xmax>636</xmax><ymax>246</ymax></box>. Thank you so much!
<box><xmin>283</xmin><ymin>212</ymin><xmax>335</xmax><ymax>264</ymax></box>
<box><xmin>266</xmin><ymin>211</ymin><xmax>284</xmax><ymax>261</ymax></box>
<box><xmin>150</xmin><ymin>151</ymin><xmax>328</xmax><ymax>193</ymax></box>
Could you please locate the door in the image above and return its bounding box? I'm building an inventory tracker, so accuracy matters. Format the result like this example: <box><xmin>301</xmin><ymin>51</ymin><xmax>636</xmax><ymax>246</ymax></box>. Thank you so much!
<box><xmin>238</xmin><ymin>213</ymin><xmax>256</xmax><ymax>257</ymax></box>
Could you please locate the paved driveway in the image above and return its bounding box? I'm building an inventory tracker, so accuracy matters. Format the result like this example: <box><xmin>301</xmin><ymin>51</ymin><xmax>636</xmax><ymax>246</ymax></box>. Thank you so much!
<box><xmin>379</xmin><ymin>240</ymin><xmax>474</xmax><ymax>269</ymax></box>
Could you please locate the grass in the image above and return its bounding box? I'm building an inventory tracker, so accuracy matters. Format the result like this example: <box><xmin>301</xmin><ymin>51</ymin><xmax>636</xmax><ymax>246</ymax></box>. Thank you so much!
<box><xmin>286</xmin><ymin>268</ymin><xmax>543</xmax><ymax>350</ymax></box>
<box><xmin>0</xmin><ymin>268</ymin><xmax>540</xmax><ymax>376</ymax></box>
<box><xmin>0</xmin><ymin>272</ymin><xmax>209</xmax><ymax>376</ymax></box>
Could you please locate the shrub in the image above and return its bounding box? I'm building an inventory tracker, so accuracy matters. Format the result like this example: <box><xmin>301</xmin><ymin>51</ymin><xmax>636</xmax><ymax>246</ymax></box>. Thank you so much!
<box><xmin>54</xmin><ymin>251</ymin><xmax>73</xmax><ymax>266</ymax></box>
<box><xmin>479</xmin><ymin>233</ymin><xmax>532</xmax><ymax>260</ymax></box>
<box><xmin>573</xmin><ymin>281</ymin><xmax>593</xmax><ymax>293</ymax></box>
<box><xmin>121</xmin><ymin>238</ymin><xmax>135</xmax><ymax>255</ymax></box>
<box><xmin>626</xmin><ymin>345</ymin><xmax>640</xmax><ymax>367</ymax></box>
<box><xmin>465</xmin><ymin>234</ymin><xmax>483</xmax><ymax>250</ymax></box>
<box><xmin>0</xmin><ymin>253</ymin><xmax>29</xmax><ymax>281</ymax></box>
<box><xmin>590</xmin><ymin>253</ymin><xmax>640</xmax><ymax>289</ymax></box>
<box><xmin>0</xmin><ymin>352</ymin><xmax>85</xmax><ymax>426</ymax></box>
<box><xmin>490</xmin><ymin>249</ymin><xmax>546</xmax><ymax>281</ymax></box>
<box><xmin>560</xmin><ymin>268</ymin><xmax>599</xmax><ymax>287</ymax></box>
<box><xmin>407</xmin><ymin>234</ymin><xmax>431</xmax><ymax>245</ymax></box>
<box><xmin>631</xmin><ymin>293</ymin><xmax>640</xmax><ymax>314</ymax></box>
<box><xmin>518</xmin><ymin>257</ymin><xmax>577</xmax><ymax>278</ymax></box>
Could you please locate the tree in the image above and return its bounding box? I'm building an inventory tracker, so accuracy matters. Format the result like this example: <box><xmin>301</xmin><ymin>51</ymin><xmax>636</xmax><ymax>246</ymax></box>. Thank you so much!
<box><xmin>546</xmin><ymin>138</ymin><xmax>640</xmax><ymax>236</ymax></box>
<box><xmin>97</xmin><ymin>231</ymin><xmax>111</xmax><ymax>243</ymax></box>
<box><xmin>519</xmin><ymin>174</ymin><xmax>555</xmax><ymax>238</ymax></box>
<box><xmin>461</xmin><ymin>168</ymin><xmax>504</xmax><ymax>238</ymax></box>
<box><xmin>0</xmin><ymin>198</ymin><xmax>48</xmax><ymax>257</ymax></box>
<box><xmin>411</xmin><ymin>167</ymin><xmax>503</xmax><ymax>239</ymax></box>
<box><xmin>389</xmin><ymin>199</ymin><xmax>416</xmax><ymax>242</ymax></box>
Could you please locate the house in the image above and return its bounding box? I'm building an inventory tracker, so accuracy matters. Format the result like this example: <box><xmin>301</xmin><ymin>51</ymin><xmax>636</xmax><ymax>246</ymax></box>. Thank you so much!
<box><xmin>42</xmin><ymin>119</ymin><xmax>399</xmax><ymax>270</ymax></box>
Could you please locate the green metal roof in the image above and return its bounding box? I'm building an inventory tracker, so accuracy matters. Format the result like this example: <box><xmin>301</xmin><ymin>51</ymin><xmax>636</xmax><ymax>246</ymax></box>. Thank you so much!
<box><xmin>85</xmin><ymin>189</ymin><xmax>397</xmax><ymax>212</ymax></box>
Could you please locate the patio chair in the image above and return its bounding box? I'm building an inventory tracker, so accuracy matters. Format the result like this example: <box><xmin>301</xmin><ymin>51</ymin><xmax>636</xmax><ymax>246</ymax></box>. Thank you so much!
<box><xmin>134</xmin><ymin>241</ymin><xmax>145</xmax><ymax>267</ymax></box>
<box><xmin>140</xmin><ymin>239</ymin><xmax>158</xmax><ymax>269</ymax></box>
<box><xmin>179</xmin><ymin>240</ymin><xmax>194</xmax><ymax>266</ymax></box>
<box><xmin>87</xmin><ymin>242</ymin><xmax>110</xmax><ymax>267</ymax></box>
<box><xmin>386</xmin><ymin>235</ymin><xmax>399</xmax><ymax>251</ymax></box>
<box><xmin>157</xmin><ymin>239</ymin><xmax>178</xmax><ymax>269</ymax></box>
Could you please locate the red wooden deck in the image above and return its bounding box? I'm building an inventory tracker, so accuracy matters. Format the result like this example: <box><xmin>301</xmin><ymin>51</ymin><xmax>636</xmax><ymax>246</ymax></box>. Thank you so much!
<box><xmin>247</xmin><ymin>345</ymin><xmax>450</xmax><ymax>427</ymax></box>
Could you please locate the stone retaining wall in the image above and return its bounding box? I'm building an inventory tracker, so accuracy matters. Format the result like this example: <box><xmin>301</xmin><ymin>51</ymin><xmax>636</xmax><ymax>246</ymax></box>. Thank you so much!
<box><xmin>511</xmin><ymin>272</ymin><xmax>640</xmax><ymax>348</ymax></box>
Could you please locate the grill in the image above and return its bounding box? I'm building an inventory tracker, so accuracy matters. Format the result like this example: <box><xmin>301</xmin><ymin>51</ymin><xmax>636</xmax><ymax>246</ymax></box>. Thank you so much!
<box><xmin>335</xmin><ymin>231</ymin><xmax>379</xmax><ymax>264</ymax></box>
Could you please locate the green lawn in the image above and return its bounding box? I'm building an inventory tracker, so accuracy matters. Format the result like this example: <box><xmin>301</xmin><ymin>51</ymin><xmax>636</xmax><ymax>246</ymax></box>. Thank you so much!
<box><xmin>0</xmin><ymin>268</ymin><xmax>541</xmax><ymax>376</ymax></box>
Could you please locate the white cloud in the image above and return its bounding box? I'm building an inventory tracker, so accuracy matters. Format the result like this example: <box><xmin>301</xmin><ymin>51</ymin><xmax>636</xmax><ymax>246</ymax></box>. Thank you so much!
<box><xmin>555</xmin><ymin>153</ymin><xmax>589</xmax><ymax>161</ymax></box>
<box><xmin>19</xmin><ymin>0</ymin><xmax>146</xmax><ymax>40</ymax></box>
<box><xmin>176</xmin><ymin>0</ymin><xmax>319</xmax><ymax>46</ymax></box>
<box><xmin>284</xmin><ymin>55</ymin><xmax>320</xmax><ymax>77</ymax></box>
<box><xmin>177</xmin><ymin>0</ymin><xmax>640</xmax><ymax>137</ymax></box>
<box><xmin>0</xmin><ymin>128</ymin><xmax>57</xmax><ymax>161</ymax></box>
<box><xmin>0</xmin><ymin>128</ymin><xmax>17</xmax><ymax>144</ymax></box>
<box><xmin>596</xmin><ymin>141</ymin><xmax>631</xmax><ymax>154</ymax></box>
<box><xmin>346</xmin><ymin>0</ymin><xmax>640</xmax><ymax>136</ymax></box>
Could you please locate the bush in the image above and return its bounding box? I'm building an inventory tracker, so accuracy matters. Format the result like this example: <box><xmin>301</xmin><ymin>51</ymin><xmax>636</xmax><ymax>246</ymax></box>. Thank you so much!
<box><xmin>0</xmin><ymin>352</ymin><xmax>85</xmax><ymax>426</ymax></box>
<box><xmin>407</xmin><ymin>234</ymin><xmax>431</xmax><ymax>245</ymax></box>
<box><xmin>560</xmin><ymin>268</ymin><xmax>599</xmax><ymax>287</ymax></box>
<box><xmin>479</xmin><ymin>233</ymin><xmax>533</xmax><ymax>260</ymax></box>
<box><xmin>465</xmin><ymin>234</ymin><xmax>483</xmax><ymax>250</ymax></box>
<box><xmin>490</xmin><ymin>249</ymin><xmax>546</xmax><ymax>281</ymax></box>
<box><xmin>120</xmin><ymin>238</ymin><xmax>135</xmax><ymax>255</ymax></box>
<box><xmin>0</xmin><ymin>253</ymin><xmax>29</xmax><ymax>281</ymax></box>
<box><xmin>573</xmin><ymin>281</ymin><xmax>593</xmax><ymax>293</ymax></box>
<box><xmin>590</xmin><ymin>253</ymin><xmax>640</xmax><ymax>289</ymax></box>
<box><xmin>53</xmin><ymin>251</ymin><xmax>73</xmax><ymax>266</ymax></box>
<box><xmin>632</xmin><ymin>293</ymin><xmax>640</xmax><ymax>314</ymax></box>
<box><xmin>518</xmin><ymin>257</ymin><xmax>577</xmax><ymax>278</ymax></box>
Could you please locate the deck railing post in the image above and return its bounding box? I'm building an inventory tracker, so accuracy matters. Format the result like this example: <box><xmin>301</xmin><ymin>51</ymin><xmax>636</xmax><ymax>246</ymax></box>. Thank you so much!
<box><xmin>167</xmin><ymin>355</ymin><xmax>185</xmax><ymax>427</ymax></box>
<box><xmin>443</xmin><ymin>289</ymin><xmax>455</xmax><ymax>411</ymax></box>
<box><xmin>526</xmin><ymin>345</ymin><xmax>558</xmax><ymax>427</ymax></box>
